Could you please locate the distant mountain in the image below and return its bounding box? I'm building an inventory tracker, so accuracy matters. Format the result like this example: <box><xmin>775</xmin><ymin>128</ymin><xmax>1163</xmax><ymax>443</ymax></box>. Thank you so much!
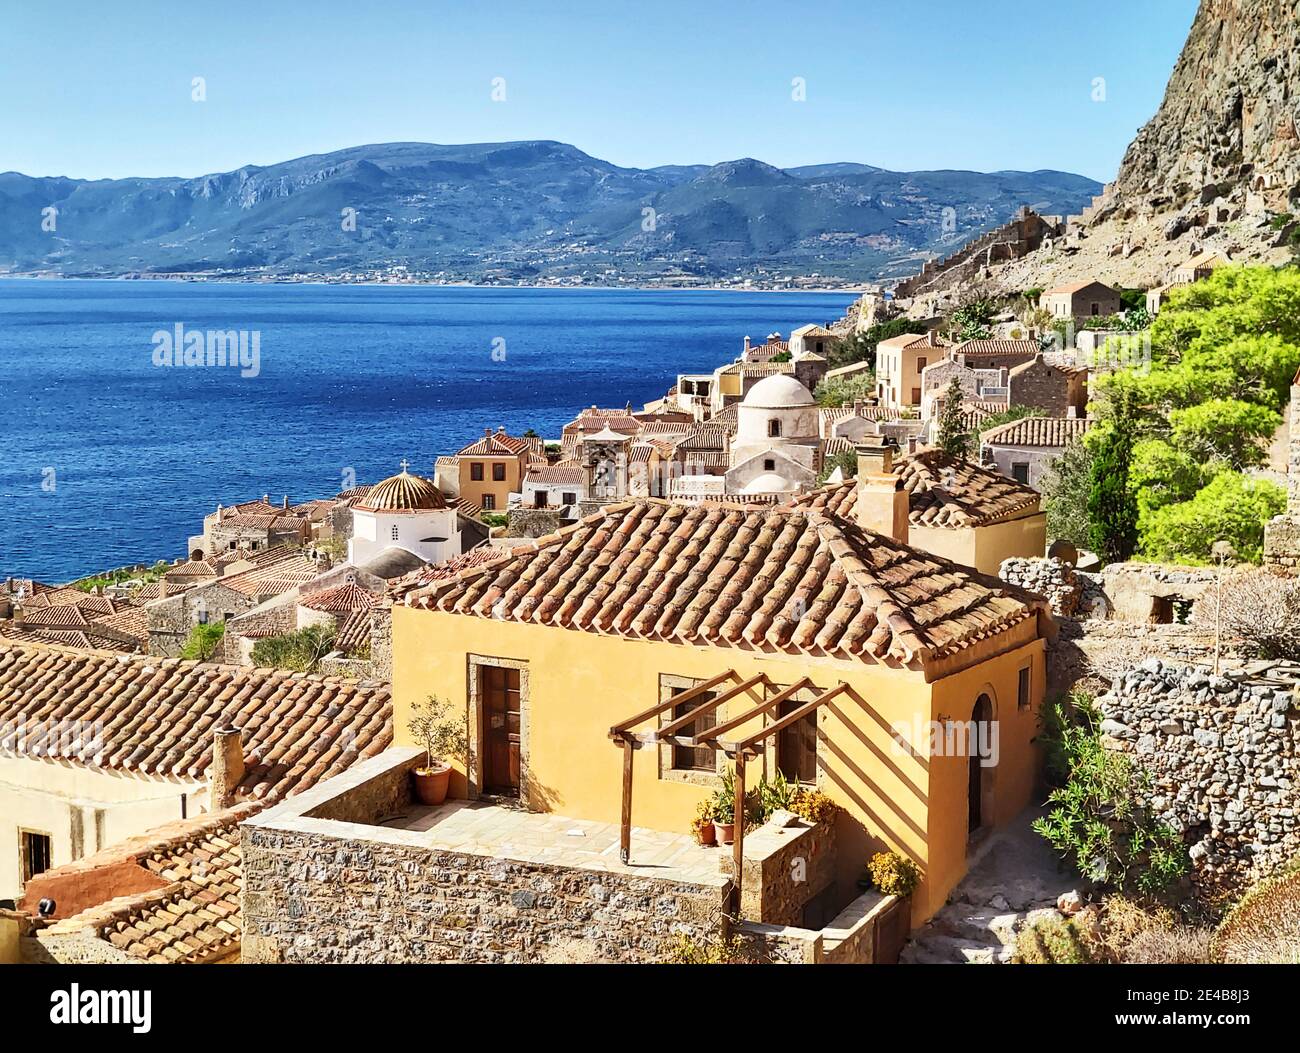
<box><xmin>0</xmin><ymin>141</ymin><xmax>1102</xmax><ymax>283</ymax></box>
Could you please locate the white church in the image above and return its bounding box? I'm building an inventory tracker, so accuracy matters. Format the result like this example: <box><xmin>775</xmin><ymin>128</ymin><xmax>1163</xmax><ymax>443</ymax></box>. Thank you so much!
<box><xmin>348</xmin><ymin>462</ymin><xmax>471</xmax><ymax>566</ymax></box>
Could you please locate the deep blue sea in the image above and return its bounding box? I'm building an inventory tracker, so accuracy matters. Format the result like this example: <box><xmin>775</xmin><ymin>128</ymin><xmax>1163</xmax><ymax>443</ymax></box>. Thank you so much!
<box><xmin>0</xmin><ymin>280</ymin><xmax>853</xmax><ymax>581</ymax></box>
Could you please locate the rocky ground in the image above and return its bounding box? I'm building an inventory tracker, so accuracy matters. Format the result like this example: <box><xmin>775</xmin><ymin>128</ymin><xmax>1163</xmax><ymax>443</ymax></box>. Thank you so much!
<box><xmin>900</xmin><ymin>807</ymin><xmax>1083</xmax><ymax>964</ymax></box>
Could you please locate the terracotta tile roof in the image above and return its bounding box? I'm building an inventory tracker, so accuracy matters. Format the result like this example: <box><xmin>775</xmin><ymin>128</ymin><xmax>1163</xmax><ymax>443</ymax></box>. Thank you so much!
<box><xmin>877</xmin><ymin>332</ymin><xmax>950</xmax><ymax>351</ymax></box>
<box><xmin>526</xmin><ymin>463</ymin><xmax>585</xmax><ymax>485</ymax></box>
<box><xmin>706</xmin><ymin>404</ymin><xmax>739</xmax><ymax>432</ymax></box>
<box><xmin>389</xmin><ymin>546</ymin><xmax>507</xmax><ymax>595</ymax></box>
<box><xmin>334</xmin><ymin>610</ymin><xmax>374</xmax><ymax>653</ymax></box>
<box><xmin>218</xmin><ymin>552</ymin><xmax>320</xmax><ymax>600</ymax></box>
<box><xmin>0</xmin><ymin>578</ymin><xmax>55</xmax><ymax>599</ymax></box>
<box><xmin>37</xmin><ymin>805</ymin><xmax>252</xmax><ymax>963</ymax></box>
<box><xmin>299</xmin><ymin>582</ymin><xmax>383</xmax><ymax>614</ymax></box>
<box><xmin>0</xmin><ymin>626</ymin><xmax>136</xmax><ymax>652</ymax></box>
<box><xmin>132</xmin><ymin>582</ymin><xmax>163</xmax><ymax>602</ymax></box>
<box><xmin>91</xmin><ymin>605</ymin><xmax>152</xmax><ymax>644</ymax></box>
<box><xmin>0</xmin><ymin>641</ymin><xmax>392</xmax><ymax>800</ymax></box>
<box><xmin>22</xmin><ymin>604</ymin><xmax>94</xmax><ymax>628</ymax></box>
<box><xmin>454</xmin><ymin>430</ymin><xmax>537</xmax><ymax>458</ymax></box>
<box><xmin>396</xmin><ymin>499</ymin><xmax>1044</xmax><ymax>666</ymax></box>
<box><xmin>718</xmin><ymin>362</ymin><xmax>795</xmax><ymax>377</ymax></box>
<box><xmin>821</xmin><ymin>436</ymin><xmax>856</xmax><ymax>458</ymax></box>
<box><xmin>791</xmin><ymin>450</ymin><xmax>1040</xmax><ymax>528</ymax></box>
<box><xmin>453</xmin><ymin>496</ymin><xmax>483</xmax><ymax>519</ymax></box>
<box><xmin>980</xmin><ymin>416</ymin><xmax>1093</xmax><ymax>448</ymax></box>
<box><xmin>1043</xmin><ymin>279</ymin><xmax>1113</xmax><ymax>295</ymax></box>
<box><xmin>674</xmin><ymin>423</ymin><xmax>729</xmax><ymax>452</ymax></box>
<box><xmin>638</xmin><ymin>420</ymin><xmax>694</xmax><ymax>437</ymax></box>
<box><xmin>951</xmin><ymin>339</ymin><xmax>1039</xmax><ymax>359</ymax></box>
<box><xmin>628</xmin><ymin>444</ymin><xmax>656</xmax><ymax>464</ymax></box>
<box><xmin>564</xmin><ymin>411</ymin><xmax>640</xmax><ymax>437</ymax></box>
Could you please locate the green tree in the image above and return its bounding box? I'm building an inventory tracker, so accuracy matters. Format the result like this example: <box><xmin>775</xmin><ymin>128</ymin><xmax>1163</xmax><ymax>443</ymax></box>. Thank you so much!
<box><xmin>1086</xmin><ymin>389</ymin><xmax>1139</xmax><ymax>564</ymax></box>
<box><xmin>935</xmin><ymin>376</ymin><xmax>971</xmax><ymax>459</ymax></box>
<box><xmin>180</xmin><ymin>621</ymin><xmax>225</xmax><ymax>661</ymax></box>
<box><xmin>251</xmin><ymin>623</ymin><xmax>338</xmax><ymax>673</ymax></box>
<box><xmin>813</xmin><ymin>371</ymin><xmax>875</xmax><ymax>407</ymax></box>
<box><xmin>816</xmin><ymin>449</ymin><xmax>858</xmax><ymax>485</ymax></box>
<box><xmin>977</xmin><ymin>404</ymin><xmax>1041</xmax><ymax>432</ymax></box>
<box><xmin>827</xmin><ymin>317</ymin><xmax>916</xmax><ymax>369</ymax></box>
<box><xmin>1167</xmin><ymin>398</ymin><xmax>1281</xmax><ymax>470</ymax></box>
<box><xmin>1041</xmin><ymin>439</ymin><xmax>1093</xmax><ymax>549</ymax></box>
<box><xmin>947</xmin><ymin>298</ymin><xmax>996</xmax><ymax>340</ymax></box>
<box><xmin>1139</xmin><ymin>471</ymin><xmax>1286</xmax><ymax>564</ymax></box>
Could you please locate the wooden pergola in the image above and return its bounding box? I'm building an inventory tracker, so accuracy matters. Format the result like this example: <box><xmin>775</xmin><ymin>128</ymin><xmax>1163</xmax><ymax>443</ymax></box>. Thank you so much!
<box><xmin>608</xmin><ymin>669</ymin><xmax>848</xmax><ymax>913</ymax></box>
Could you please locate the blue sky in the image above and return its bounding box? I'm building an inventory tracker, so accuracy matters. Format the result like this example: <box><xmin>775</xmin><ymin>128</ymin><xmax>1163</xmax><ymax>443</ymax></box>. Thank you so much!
<box><xmin>0</xmin><ymin>0</ymin><xmax>1197</xmax><ymax>183</ymax></box>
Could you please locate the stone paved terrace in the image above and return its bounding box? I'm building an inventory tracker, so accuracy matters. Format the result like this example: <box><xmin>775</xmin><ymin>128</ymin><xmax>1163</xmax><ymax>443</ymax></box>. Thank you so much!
<box><xmin>374</xmin><ymin>798</ymin><xmax>726</xmax><ymax>886</ymax></box>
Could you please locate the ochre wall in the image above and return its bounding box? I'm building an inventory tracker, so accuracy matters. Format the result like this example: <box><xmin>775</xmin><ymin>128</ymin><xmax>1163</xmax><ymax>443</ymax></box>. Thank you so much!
<box><xmin>910</xmin><ymin>513</ymin><xmax>1046</xmax><ymax>577</ymax></box>
<box><xmin>392</xmin><ymin>605</ymin><xmax>1046</xmax><ymax>922</ymax></box>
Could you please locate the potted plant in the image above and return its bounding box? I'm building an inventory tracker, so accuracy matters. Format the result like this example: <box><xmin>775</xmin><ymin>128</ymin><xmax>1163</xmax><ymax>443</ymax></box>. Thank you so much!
<box><xmin>710</xmin><ymin>770</ymin><xmax>738</xmax><ymax>844</ymax></box>
<box><xmin>406</xmin><ymin>694</ymin><xmax>468</xmax><ymax>805</ymax></box>
<box><xmin>691</xmin><ymin>800</ymin><xmax>716</xmax><ymax>846</ymax></box>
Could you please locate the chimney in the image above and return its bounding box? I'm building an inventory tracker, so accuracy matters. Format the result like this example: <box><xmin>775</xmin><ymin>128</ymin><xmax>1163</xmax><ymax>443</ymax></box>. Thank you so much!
<box><xmin>209</xmin><ymin>725</ymin><xmax>244</xmax><ymax>812</ymax></box>
<box><xmin>854</xmin><ymin>437</ymin><xmax>909</xmax><ymax>543</ymax></box>
<box><xmin>927</xmin><ymin>330</ymin><xmax>939</xmax><ymax>348</ymax></box>
<box><xmin>852</xmin><ymin>398</ymin><xmax>864</xmax><ymax>414</ymax></box>
<box><xmin>1066</xmin><ymin>405</ymin><xmax>1079</xmax><ymax>419</ymax></box>
<box><xmin>282</xmin><ymin>494</ymin><xmax>289</xmax><ymax>510</ymax></box>
<box><xmin>262</xmin><ymin>493</ymin><xmax>269</xmax><ymax>504</ymax></box>
<box><xmin>744</xmin><ymin>335</ymin><xmax>751</xmax><ymax>351</ymax></box>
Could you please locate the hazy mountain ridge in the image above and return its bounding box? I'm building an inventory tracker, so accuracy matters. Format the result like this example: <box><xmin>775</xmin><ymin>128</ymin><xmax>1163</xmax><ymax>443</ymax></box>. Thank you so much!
<box><xmin>0</xmin><ymin>140</ymin><xmax>1102</xmax><ymax>282</ymax></box>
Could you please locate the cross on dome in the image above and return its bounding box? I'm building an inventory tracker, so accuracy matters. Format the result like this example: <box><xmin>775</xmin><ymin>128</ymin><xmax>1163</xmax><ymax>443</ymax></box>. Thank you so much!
<box><xmin>399</xmin><ymin>459</ymin><xmax>410</xmax><ymax>472</ymax></box>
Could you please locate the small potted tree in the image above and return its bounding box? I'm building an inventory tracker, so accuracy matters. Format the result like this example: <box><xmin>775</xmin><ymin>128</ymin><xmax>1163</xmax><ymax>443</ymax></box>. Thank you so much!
<box><xmin>710</xmin><ymin>770</ymin><xmax>738</xmax><ymax>845</ymax></box>
<box><xmin>691</xmin><ymin>799</ymin><xmax>716</xmax><ymax>846</ymax></box>
<box><xmin>406</xmin><ymin>694</ymin><xmax>468</xmax><ymax>805</ymax></box>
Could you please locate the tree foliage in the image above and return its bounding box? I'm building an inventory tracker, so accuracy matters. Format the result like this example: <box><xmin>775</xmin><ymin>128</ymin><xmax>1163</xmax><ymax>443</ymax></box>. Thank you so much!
<box><xmin>935</xmin><ymin>376</ymin><xmax>970</xmax><ymax>459</ymax></box>
<box><xmin>251</xmin><ymin>623</ymin><xmax>338</xmax><ymax>673</ymax></box>
<box><xmin>1041</xmin><ymin>438</ymin><xmax>1093</xmax><ymax>549</ymax></box>
<box><xmin>1086</xmin><ymin>388</ymin><xmax>1140</xmax><ymax>564</ymax></box>
<box><xmin>1138</xmin><ymin>471</ymin><xmax>1285</xmax><ymax>565</ymax></box>
<box><xmin>827</xmin><ymin>317</ymin><xmax>916</xmax><ymax>369</ymax></box>
<box><xmin>179</xmin><ymin>621</ymin><xmax>225</xmax><ymax>662</ymax></box>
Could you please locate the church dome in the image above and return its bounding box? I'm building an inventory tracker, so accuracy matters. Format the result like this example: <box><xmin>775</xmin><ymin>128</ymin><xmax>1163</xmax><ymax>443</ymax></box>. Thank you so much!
<box><xmin>742</xmin><ymin>374</ymin><xmax>815</xmax><ymax>410</ymax></box>
<box><xmin>741</xmin><ymin>472</ymin><xmax>797</xmax><ymax>495</ymax></box>
<box><xmin>355</xmin><ymin>465</ymin><xmax>445</xmax><ymax>512</ymax></box>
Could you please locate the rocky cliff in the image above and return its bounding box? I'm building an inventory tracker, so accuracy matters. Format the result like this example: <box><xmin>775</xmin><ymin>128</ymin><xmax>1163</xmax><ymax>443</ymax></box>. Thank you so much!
<box><xmin>895</xmin><ymin>0</ymin><xmax>1300</xmax><ymax>310</ymax></box>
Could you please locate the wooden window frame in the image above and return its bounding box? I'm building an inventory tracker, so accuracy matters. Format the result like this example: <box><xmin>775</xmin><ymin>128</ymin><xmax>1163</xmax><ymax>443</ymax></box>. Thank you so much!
<box><xmin>1017</xmin><ymin>664</ymin><xmax>1032</xmax><ymax>711</ymax></box>
<box><xmin>19</xmin><ymin>828</ymin><xmax>53</xmax><ymax>887</ymax></box>
<box><xmin>657</xmin><ymin>674</ymin><xmax>724</xmax><ymax>786</ymax></box>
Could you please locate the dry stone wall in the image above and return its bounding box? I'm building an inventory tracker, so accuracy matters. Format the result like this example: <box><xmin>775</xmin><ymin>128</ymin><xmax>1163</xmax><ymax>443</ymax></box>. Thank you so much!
<box><xmin>1098</xmin><ymin>659</ymin><xmax>1299</xmax><ymax>895</ymax></box>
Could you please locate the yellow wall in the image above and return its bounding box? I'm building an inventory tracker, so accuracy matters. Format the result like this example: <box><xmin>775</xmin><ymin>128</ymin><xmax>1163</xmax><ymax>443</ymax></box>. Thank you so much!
<box><xmin>458</xmin><ymin>454</ymin><xmax>524</xmax><ymax>511</ymax></box>
<box><xmin>910</xmin><ymin>512</ymin><xmax>1046</xmax><ymax>577</ymax></box>
<box><xmin>0</xmin><ymin>756</ymin><xmax>203</xmax><ymax>901</ymax></box>
<box><xmin>392</xmin><ymin>605</ymin><xmax>1046</xmax><ymax>922</ymax></box>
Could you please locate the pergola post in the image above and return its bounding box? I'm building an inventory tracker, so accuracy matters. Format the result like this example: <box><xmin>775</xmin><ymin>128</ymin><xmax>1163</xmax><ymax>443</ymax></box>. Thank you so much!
<box><xmin>619</xmin><ymin>736</ymin><xmax>634</xmax><ymax>864</ymax></box>
<box><xmin>731</xmin><ymin>751</ymin><xmax>746</xmax><ymax>917</ymax></box>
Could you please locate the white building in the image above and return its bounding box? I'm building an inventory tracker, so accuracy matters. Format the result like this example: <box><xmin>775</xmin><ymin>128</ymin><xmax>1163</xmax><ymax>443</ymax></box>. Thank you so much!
<box><xmin>348</xmin><ymin>463</ymin><xmax>468</xmax><ymax>566</ymax></box>
<box><xmin>724</xmin><ymin>373</ymin><xmax>820</xmax><ymax>496</ymax></box>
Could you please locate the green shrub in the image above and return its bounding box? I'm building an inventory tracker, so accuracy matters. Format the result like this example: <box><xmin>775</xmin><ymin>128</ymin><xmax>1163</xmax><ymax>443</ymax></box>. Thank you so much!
<box><xmin>179</xmin><ymin>621</ymin><xmax>225</xmax><ymax>662</ymax></box>
<box><xmin>250</xmin><ymin>623</ymin><xmax>337</xmax><ymax>673</ymax></box>
<box><xmin>1015</xmin><ymin>916</ymin><xmax>1094</xmax><ymax>964</ymax></box>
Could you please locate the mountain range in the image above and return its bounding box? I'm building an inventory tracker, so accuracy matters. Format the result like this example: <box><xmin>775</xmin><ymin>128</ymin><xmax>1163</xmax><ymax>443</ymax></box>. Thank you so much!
<box><xmin>0</xmin><ymin>141</ymin><xmax>1102</xmax><ymax>284</ymax></box>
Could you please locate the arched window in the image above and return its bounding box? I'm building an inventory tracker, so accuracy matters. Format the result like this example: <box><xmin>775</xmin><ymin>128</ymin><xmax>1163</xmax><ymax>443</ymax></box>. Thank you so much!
<box><xmin>768</xmin><ymin>419</ymin><xmax>781</xmax><ymax>438</ymax></box>
<box><xmin>391</xmin><ymin>524</ymin><xmax>399</xmax><ymax>541</ymax></box>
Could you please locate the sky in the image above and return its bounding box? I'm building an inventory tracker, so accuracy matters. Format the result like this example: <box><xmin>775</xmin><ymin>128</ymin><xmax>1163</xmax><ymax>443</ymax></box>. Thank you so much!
<box><xmin>0</xmin><ymin>0</ymin><xmax>1198</xmax><ymax>184</ymax></box>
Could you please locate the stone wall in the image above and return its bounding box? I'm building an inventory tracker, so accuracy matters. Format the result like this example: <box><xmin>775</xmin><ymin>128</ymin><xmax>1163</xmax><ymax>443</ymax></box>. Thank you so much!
<box><xmin>1000</xmin><ymin>556</ymin><xmax>1082</xmax><ymax>617</ymax></box>
<box><xmin>724</xmin><ymin>811</ymin><xmax>835</xmax><ymax>927</ymax></box>
<box><xmin>240</xmin><ymin>749</ymin><xmax>730</xmax><ymax>964</ymax></box>
<box><xmin>1101</xmin><ymin>561</ymin><xmax>1217</xmax><ymax>622</ymax></box>
<box><xmin>1098</xmin><ymin>659</ymin><xmax>1299</xmax><ymax>896</ymax></box>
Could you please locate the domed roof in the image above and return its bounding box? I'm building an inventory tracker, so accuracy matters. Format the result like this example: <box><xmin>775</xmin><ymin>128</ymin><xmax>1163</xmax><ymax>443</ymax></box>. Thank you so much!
<box><xmin>356</xmin><ymin>465</ymin><xmax>445</xmax><ymax>513</ymax></box>
<box><xmin>742</xmin><ymin>374</ymin><xmax>815</xmax><ymax>410</ymax></box>
<box><xmin>741</xmin><ymin>472</ymin><xmax>797</xmax><ymax>494</ymax></box>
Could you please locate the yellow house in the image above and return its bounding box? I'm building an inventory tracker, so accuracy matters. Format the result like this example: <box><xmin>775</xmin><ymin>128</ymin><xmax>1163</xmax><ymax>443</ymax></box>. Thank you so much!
<box><xmin>874</xmin><ymin>331</ymin><xmax>949</xmax><ymax>410</ymax></box>
<box><xmin>450</xmin><ymin>427</ymin><xmax>540</xmax><ymax>512</ymax></box>
<box><xmin>792</xmin><ymin>441</ymin><xmax>1047</xmax><ymax>576</ymax></box>
<box><xmin>391</xmin><ymin>487</ymin><xmax>1055</xmax><ymax>924</ymax></box>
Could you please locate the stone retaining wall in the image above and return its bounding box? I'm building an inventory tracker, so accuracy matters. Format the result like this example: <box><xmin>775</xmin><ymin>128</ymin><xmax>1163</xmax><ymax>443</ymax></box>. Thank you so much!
<box><xmin>1097</xmin><ymin>659</ymin><xmax>1299</xmax><ymax>895</ymax></box>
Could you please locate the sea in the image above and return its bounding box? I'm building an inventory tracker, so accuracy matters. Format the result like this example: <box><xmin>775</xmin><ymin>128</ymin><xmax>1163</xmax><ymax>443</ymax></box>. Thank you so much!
<box><xmin>0</xmin><ymin>280</ymin><xmax>855</xmax><ymax>582</ymax></box>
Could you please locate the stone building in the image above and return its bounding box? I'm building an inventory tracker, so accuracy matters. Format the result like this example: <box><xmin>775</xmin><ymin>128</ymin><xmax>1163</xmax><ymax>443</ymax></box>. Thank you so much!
<box><xmin>980</xmin><ymin>416</ymin><xmax>1092</xmax><ymax>489</ymax></box>
<box><xmin>1040</xmin><ymin>279</ymin><xmax>1122</xmax><ymax>324</ymax></box>
<box><xmin>1007</xmin><ymin>355</ymin><xmax>1089</xmax><ymax>417</ymax></box>
<box><xmin>1264</xmin><ymin>367</ymin><xmax>1300</xmax><ymax>568</ymax></box>
<box><xmin>189</xmin><ymin>497</ymin><xmax>312</xmax><ymax>560</ymax></box>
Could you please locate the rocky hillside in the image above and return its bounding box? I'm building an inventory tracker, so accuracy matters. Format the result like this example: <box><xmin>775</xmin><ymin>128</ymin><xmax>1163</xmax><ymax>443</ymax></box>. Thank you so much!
<box><xmin>0</xmin><ymin>141</ymin><xmax>1099</xmax><ymax>283</ymax></box>
<box><xmin>900</xmin><ymin>0</ymin><xmax>1300</xmax><ymax>306</ymax></box>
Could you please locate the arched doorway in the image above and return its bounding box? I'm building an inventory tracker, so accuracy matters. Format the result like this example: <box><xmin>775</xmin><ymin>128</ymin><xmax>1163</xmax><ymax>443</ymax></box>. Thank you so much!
<box><xmin>968</xmin><ymin>694</ymin><xmax>993</xmax><ymax>839</ymax></box>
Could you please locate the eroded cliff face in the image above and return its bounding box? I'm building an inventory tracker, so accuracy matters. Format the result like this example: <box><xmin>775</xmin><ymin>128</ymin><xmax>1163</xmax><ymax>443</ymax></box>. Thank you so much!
<box><xmin>1106</xmin><ymin>0</ymin><xmax>1298</xmax><ymax>220</ymax></box>
<box><xmin>896</xmin><ymin>0</ymin><xmax>1300</xmax><ymax>311</ymax></box>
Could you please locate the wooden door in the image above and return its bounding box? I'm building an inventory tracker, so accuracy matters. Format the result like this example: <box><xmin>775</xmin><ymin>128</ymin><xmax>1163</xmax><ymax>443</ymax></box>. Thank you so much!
<box><xmin>482</xmin><ymin>665</ymin><xmax>521</xmax><ymax>796</ymax></box>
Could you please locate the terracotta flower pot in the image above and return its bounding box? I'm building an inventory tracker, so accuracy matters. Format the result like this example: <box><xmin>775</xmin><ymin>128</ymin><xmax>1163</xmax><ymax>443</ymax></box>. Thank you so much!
<box><xmin>412</xmin><ymin>762</ymin><xmax>452</xmax><ymax>805</ymax></box>
<box><xmin>693</xmin><ymin>821</ymin><xmax>716</xmax><ymax>846</ymax></box>
<box><xmin>714</xmin><ymin>820</ymin><xmax>735</xmax><ymax>844</ymax></box>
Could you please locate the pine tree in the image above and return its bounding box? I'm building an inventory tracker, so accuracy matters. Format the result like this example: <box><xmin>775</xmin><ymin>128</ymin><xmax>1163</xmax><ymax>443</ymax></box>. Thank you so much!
<box><xmin>935</xmin><ymin>376</ymin><xmax>971</xmax><ymax>459</ymax></box>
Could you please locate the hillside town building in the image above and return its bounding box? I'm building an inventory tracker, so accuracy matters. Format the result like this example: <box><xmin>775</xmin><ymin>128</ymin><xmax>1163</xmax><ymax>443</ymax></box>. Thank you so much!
<box><xmin>979</xmin><ymin>415</ymin><xmax>1093</xmax><ymax>489</ymax></box>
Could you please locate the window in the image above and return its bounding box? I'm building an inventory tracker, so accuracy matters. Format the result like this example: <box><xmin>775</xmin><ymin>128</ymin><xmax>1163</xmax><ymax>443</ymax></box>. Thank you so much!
<box><xmin>482</xmin><ymin>493</ymin><xmax>495</xmax><ymax>511</ymax></box>
<box><xmin>391</xmin><ymin>524</ymin><xmax>400</xmax><ymax>540</ymax></box>
<box><xmin>776</xmin><ymin>692</ymin><xmax>818</xmax><ymax>784</ymax></box>
<box><xmin>1091</xmin><ymin>302</ymin><xmax>1100</xmax><ymax>316</ymax></box>
<box><xmin>470</xmin><ymin>462</ymin><xmax>484</xmax><ymax>481</ymax></box>
<box><xmin>1011</xmin><ymin>462</ymin><xmax>1030</xmax><ymax>484</ymax></box>
<box><xmin>20</xmin><ymin>830</ymin><xmax>51</xmax><ymax>885</ymax></box>
<box><xmin>535</xmin><ymin>490</ymin><xmax>548</xmax><ymax>507</ymax></box>
<box><xmin>671</xmin><ymin>687</ymin><xmax>717</xmax><ymax>772</ymax></box>
<box><xmin>916</xmin><ymin>357</ymin><xmax>927</xmax><ymax>371</ymax></box>
<box><xmin>910</xmin><ymin>387</ymin><xmax>921</xmax><ymax>404</ymax></box>
<box><xmin>562</xmin><ymin>491</ymin><xmax>577</xmax><ymax>505</ymax></box>
<box><xmin>1018</xmin><ymin>665</ymin><xmax>1032</xmax><ymax>711</ymax></box>
<box><xmin>768</xmin><ymin>419</ymin><xmax>781</xmax><ymax>438</ymax></box>
<box><xmin>763</xmin><ymin>459</ymin><xmax>776</xmax><ymax>471</ymax></box>
<box><xmin>492</xmin><ymin>463</ymin><xmax>506</xmax><ymax>482</ymax></box>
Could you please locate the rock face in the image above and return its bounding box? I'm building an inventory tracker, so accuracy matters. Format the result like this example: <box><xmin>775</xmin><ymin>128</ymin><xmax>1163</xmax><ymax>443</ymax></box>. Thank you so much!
<box><xmin>1098</xmin><ymin>659</ymin><xmax>1299</xmax><ymax>897</ymax></box>
<box><xmin>893</xmin><ymin>0</ymin><xmax>1300</xmax><ymax>306</ymax></box>
<box><xmin>1107</xmin><ymin>0</ymin><xmax>1299</xmax><ymax>224</ymax></box>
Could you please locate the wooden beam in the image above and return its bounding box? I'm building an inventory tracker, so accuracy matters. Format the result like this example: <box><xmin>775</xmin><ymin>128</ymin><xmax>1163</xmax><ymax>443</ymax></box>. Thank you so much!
<box><xmin>732</xmin><ymin>682</ymin><xmax>849</xmax><ymax>753</ymax></box>
<box><xmin>732</xmin><ymin>752</ymin><xmax>746</xmax><ymax>918</ymax></box>
<box><xmin>607</xmin><ymin>669</ymin><xmax>739</xmax><ymax>740</ymax></box>
<box><xmin>705</xmin><ymin>677</ymin><xmax>814</xmax><ymax>741</ymax></box>
<box><xmin>619</xmin><ymin>736</ymin><xmax>634</xmax><ymax>865</ymax></box>
<box><xmin>655</xmin><ymin>673</ymin><xmax>769</xmax><ymax>738</ymax></box>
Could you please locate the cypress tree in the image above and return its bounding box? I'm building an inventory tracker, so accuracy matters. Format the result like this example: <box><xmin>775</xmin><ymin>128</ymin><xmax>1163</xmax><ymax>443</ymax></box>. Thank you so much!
<box><xmin>1086</xmin><ymin>388</ymin><xmax>1139</xmax><ymax>563</ymax></box>
<box><xmin>935</xmin><ymin>376</ymin><xmax>971</xmax><ymax>459</ymax></box>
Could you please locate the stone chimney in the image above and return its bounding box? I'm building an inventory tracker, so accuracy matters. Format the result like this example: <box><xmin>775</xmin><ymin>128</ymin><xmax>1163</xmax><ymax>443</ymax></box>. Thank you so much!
<box><xmin>282</xmin><ymin>495</ymin><xmax>289</xmax><ymax>510</ymax></box>
<box><xmin>209</xmin><ymin>726</ymin><xmax>245</xmax><ymax>812</ymax></box>
<box><xmin>262</xmin><ymin>493</ymin><xmax>270</xmax><ymax>504</ymax></box>
<box><xmin>744</xmin><ymin>335</ymin><xmax>751</xmax><ymax>351</ymax></box>
<box><xmin>854</xmin><ymin>437</ymin><xmax>909</xmax><ymax>543</ymax></box>
<box><xmin>484</xmin><ymin>427</ymin><xmax>492</xmax><ymax>437</ymax></box>
<box><xmin>926</xmin><ymin>330</ymin><xmax>940</xmax><ymax>348</ymax></box>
